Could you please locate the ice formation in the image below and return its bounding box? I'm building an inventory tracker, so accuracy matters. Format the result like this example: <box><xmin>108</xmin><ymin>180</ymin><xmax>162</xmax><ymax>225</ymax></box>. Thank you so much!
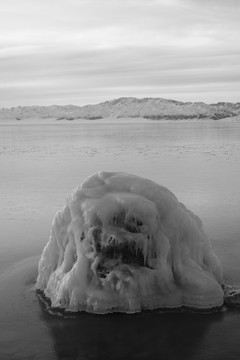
<box><xmin>36</xmin><ymin>172</ymin><xmax>224</xmax><ymax>313</ymax></box>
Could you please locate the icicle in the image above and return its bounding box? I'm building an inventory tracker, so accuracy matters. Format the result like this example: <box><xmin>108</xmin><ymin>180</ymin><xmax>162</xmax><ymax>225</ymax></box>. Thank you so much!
<box><xmin>143</xmin><ymin>238</ymin><xmax>148</xmax><ymax>265</ymax></box>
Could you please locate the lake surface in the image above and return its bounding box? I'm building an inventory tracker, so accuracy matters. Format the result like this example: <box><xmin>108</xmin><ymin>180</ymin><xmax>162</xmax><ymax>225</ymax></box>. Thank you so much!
<box><xmin>0</xmin><ymin>119</ymin><xmax>240</xmax><ymax>359</ymax></box>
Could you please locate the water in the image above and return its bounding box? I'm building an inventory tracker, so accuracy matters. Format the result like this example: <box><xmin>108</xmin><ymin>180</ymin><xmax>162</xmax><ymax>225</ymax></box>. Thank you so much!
<box><xmin>0</xmin><ymin>119</ymin><xmax>240</xmax><ymax>359</ymax></box>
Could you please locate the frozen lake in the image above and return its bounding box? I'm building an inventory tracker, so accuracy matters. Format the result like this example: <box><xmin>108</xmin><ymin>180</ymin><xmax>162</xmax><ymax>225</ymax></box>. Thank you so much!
<box><xmin>1</xmin><ymin>119</ymin><xmax>240</xmax><ymax>359</ymax></box>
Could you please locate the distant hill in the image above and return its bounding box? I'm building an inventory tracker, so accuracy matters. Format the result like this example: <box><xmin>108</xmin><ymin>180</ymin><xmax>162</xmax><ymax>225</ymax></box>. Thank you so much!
<box><xmin>1</xmin><ymin>97</ymin><xmax>240</xmax><ymax>121</ymax></box>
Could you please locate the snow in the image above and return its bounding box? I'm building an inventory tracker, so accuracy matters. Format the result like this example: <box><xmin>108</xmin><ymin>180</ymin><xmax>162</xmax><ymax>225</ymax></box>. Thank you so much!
<box><xmin>36</xmin><ymin>172</ymin><xmax>224</xmax><ymax>313</ymax></box>
<box><xmin>1</xmin><ymin>97</ymin><xmax>239</xmax><ymax>121</ymax></box>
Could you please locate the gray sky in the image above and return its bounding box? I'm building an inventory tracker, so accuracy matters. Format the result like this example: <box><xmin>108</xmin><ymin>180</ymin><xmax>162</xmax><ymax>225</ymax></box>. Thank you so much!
<box><xmin>1</xmin><ymin>0</ymin><xmax>240</xmax><ymax>107</ymax></box>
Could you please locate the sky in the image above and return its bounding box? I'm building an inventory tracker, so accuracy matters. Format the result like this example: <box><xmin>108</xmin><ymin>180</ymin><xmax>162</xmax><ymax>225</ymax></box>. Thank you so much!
<box><xmin>0</xmin><ymin>0</ymin><xmax>240</xmax><ymax>107</ymax></box>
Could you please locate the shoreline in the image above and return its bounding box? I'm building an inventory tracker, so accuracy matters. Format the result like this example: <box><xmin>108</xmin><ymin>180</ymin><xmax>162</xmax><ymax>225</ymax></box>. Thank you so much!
<box><xmin>0</xmin><ymin>116</ymin><xmax>239</xmax><ymax>125</ymax></box>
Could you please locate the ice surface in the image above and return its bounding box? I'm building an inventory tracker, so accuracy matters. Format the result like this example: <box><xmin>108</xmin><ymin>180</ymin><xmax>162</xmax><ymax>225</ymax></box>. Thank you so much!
<box><xmin>36</xmin><ymin>172</ymin><xmax>224</xmax><ymax>313</ymax></box>
<box><xmin>223</xmin><ymin>284</ymin><xmax>240</xmax><ymax>307</ymax></box>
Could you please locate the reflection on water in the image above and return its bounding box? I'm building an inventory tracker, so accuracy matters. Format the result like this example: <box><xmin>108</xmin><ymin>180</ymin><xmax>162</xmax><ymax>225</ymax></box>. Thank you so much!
<box><xmin>38</xmin><ymin>296</ymin><xmax>224</xmax><ymax>360</ymax></box>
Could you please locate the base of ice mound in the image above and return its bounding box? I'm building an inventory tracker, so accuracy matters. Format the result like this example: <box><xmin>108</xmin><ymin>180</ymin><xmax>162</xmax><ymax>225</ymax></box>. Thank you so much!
<box><xmin>223</xmin><ymin>285</ymin><xmax>240</xmax><ymax>307</ymax></box>
<box><xmin>36</xmin><ymin>172</ymin><xmax>224</xmax><ymax>313</ymax></box>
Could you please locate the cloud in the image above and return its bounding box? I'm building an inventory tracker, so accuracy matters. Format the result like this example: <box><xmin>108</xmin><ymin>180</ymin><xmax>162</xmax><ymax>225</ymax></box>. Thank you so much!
<box><xmin>0</xmin><ymin>0</ymin><xmax>240</xmax><ymax>106</ymax></box>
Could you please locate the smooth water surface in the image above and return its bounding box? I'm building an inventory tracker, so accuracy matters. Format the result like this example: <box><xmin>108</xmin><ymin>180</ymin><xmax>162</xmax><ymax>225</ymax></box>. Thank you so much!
<box><xmin>0</xmin><ymin>119</ymin><xmax>240</xmax><ymax>359</ymax></box>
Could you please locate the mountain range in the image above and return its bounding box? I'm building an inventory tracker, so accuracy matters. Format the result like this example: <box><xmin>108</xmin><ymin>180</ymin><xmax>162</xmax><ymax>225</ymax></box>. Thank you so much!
<box><xmin>1</xmin><ymin>97</ymin><xmax>240</xmax><ymax>121</ymax></box>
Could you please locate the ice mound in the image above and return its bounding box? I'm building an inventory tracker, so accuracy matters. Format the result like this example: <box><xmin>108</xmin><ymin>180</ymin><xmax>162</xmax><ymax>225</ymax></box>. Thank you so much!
<box><xmin>36</xmin><ymin>172</ymin><xmax>224</xmax><ymax>313</ymax></box>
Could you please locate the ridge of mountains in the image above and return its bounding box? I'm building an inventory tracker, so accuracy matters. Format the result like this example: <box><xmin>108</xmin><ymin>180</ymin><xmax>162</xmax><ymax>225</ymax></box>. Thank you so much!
<box><xmin>1</xmin><ymin>97</ymin><xmax>240</xmax><ymax>121</ymax></box>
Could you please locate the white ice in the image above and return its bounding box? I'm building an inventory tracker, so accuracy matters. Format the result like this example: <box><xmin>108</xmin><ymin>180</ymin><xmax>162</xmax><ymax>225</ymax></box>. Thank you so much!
<box><xmin>36</xmin><ymin>172</ymin><xmax>224</xmax><ymax>313</ymax></box>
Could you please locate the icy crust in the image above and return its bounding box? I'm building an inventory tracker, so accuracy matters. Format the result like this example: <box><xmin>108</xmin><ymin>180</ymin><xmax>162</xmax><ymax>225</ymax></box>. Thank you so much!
<box><xmin>36</xmin><ymin>172</ymin><xmax>224</xmax><ymax>313</ymax></box>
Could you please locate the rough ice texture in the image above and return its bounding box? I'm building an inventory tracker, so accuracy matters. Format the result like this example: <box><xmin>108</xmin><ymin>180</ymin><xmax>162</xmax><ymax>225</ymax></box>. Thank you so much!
<box><xmin>36</xmin><ymin>172</ymin><xmax>224</xmax><ymax>313</ymax></box>
<box><xmin>223</xmin><ymin>285</ymin><xmax>240</xmax><ymax>307</ymax></box>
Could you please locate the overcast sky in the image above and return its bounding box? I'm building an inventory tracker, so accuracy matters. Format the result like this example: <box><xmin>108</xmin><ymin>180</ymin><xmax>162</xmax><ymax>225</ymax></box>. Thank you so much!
<box><xmin>1</xmin><ymin>0</ymin><xmax>240</xmax><ymax>107</ymax></box>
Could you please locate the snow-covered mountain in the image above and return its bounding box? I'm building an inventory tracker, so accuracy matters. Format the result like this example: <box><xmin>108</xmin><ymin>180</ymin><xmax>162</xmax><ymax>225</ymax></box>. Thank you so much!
<box><xmin>1</xmin><ymin>97</ymin><xmax>240</xmax><ymax>121</ymax></box>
